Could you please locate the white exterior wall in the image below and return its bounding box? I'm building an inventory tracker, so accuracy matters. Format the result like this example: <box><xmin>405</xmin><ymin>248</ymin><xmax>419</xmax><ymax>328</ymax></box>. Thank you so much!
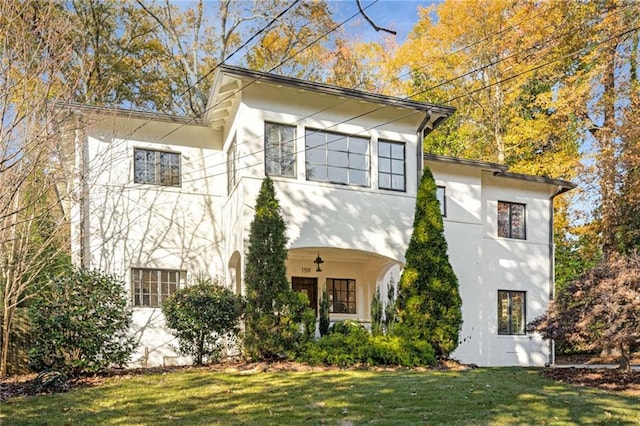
<box><xmin>428</xmin><ymin>160</ymin><xmax>554</xmax><ymax>366</ymax></box>
<box><xmin>81</xmin><ymin>116</ymin><xmax>226</xmax><ymax>366</ymax></box>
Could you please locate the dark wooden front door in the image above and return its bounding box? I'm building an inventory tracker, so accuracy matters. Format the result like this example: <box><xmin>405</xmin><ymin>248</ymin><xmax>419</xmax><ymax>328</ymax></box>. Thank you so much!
<box><xmin>292</xmin><ymin>277</ymin><xmax>318</xmax><ymax>316</ymax></box>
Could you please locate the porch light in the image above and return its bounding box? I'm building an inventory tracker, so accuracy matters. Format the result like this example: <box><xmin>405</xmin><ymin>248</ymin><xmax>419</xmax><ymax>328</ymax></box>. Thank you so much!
<box><xmin>313</xmin><ymin>253</ymin><xmax>324</xmax><ymax>272</ymax></box>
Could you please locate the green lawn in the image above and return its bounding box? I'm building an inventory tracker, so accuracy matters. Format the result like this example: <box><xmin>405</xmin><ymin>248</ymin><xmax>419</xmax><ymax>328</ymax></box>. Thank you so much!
<box><xmin>2</xmin><ymin>367</ymin><xmax>638</xmax><ymax>425</ymax></box>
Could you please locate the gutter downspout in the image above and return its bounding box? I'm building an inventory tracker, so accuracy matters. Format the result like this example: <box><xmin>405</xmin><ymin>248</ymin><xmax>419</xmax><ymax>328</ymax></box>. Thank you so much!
<box><xmin>548</xmin><ymin>185</ymin><xmax>569</xmax><ymax>366</ymax></box>
<box><xmin>416</xmin><ymin>111</ymin><xmax>431</xmax><ymax>185</ymax></box>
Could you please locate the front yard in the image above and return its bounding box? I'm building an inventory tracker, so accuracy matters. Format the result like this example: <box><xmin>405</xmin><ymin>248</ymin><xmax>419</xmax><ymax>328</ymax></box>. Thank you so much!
<box><xmin>2</xmin><ymin>364</ymin><xmax>639</xmax><ymax>425</ymax></box>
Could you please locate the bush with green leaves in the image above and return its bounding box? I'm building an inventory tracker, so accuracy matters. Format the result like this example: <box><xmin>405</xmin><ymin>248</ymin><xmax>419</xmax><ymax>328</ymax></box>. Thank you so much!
<box><xmin>319</xmin><ymin>289</ymin><xmax>330</xmax><ymax>337</ymax></box>
<box><xmin>28</xmin><ymin>269</ymin><xmax>133</xmax><ymax>376</ymax></box>
<box><xmin>298</xmin><ymin>320</ymin><xmax>435</xmax><ymax>367</ymax></box>
<box><xmin>395</xmin><ymin>167</ymin><xmax>462</xmax><ymax>358</ymax></box>
<box><xmin>162</xmin><ymin>275</ymin><xmax>244</xmax><ymax>365</ymax></box>
<box><xmin>370</xmin><ymin>285</ymin><xmax>383</xmax><ymax>336</ymax></box>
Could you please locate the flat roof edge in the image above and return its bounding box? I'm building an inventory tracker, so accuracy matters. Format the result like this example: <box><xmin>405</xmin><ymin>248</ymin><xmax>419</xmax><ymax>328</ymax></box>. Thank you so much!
<box><xmin>424</xmin><ymin>153</ymin><xmax>508</xmax><ymax>172</ymax></box>
<box><xmin>52</xmin><ymin>101</ymin><xmax>207</xmax><ymax>127</ymax></box>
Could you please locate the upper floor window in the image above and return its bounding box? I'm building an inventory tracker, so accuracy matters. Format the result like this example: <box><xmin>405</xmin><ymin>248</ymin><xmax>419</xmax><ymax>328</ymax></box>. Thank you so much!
<box><xmin>131</xmin><ymin>268</ymin><xmax>184</xmax><ymax>307</ymax></box>
<box><xmin>498</xmin><ymin>290</ymin><xmax>526</xmax><ymax>335</ymax></box>
<box><xmin>134</xmin><ymin>148</ymin><xmax>180</xmax><ymax>186</ymax></box>
<box><xmin>497</xmin><ymin>201</ymin><xmax>526</xmax><ymax>239</ymax></box>
<box><xmin>327</xmin><ymin>278</ymin><xmax>356</xmax><ymax>314</ymax></box>
<box><xmin>227</xmin><ymin>137</ymin><xmax>237</xmax><ymax>195</ymax></box>
<box><xmin>378</xmin><ymin>140</ymin><xmax>405</xmax><ymax>191</ymax></box>
<box><xmin>305</xmin><ymin>129</ymin><xmax>369</xmax><ymax>187</ymax></box>
<box><xmin>265</xmin><ymin>122</ymin><xmax>296</xmax><ymax>177</ymax></box>
<box><xmin>437</xmin><ymin>186</ymin><xmax>446</xmax><ymax>216</ymax></box>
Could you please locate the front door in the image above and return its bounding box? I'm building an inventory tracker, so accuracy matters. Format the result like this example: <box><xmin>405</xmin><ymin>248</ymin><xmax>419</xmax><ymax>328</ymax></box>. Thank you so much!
<box><xmin>292</xmin><ymin>277</ymin><xmax>318</xmax><ymax>316</ymax></box>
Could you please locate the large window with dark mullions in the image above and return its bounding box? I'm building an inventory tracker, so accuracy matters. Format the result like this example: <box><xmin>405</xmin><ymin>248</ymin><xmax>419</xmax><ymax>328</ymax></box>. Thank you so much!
<box><xmin>265</xmin><ymin>122</ymin><xmax>296</xmax><ymax>177</ymax></box>
<box><xmin>378</xmin><ymin>140</ymin><xmax>405</xmax><ymax>191</ymax></box>
<box><xmin>305</xmin><ymin>129</ymin><xmax>369</xmax><ymax>186</ymax></box>
<box><xmin>134</xmin><ymin>148</ymin><xmax>181</xmax><ymax>186</ymax></box>
<box><xmin>497</xmin><ymin>201</ymin><xmax>526</xmax><ymax>239</ymax></box>
<box><xmin>326</xmin><ymin>278</ymin><xmax>356</xmax><ymax>314</ymax></box>
<box><xmin>497</xmin><ymin>290</ymin><xmax>526</xmax><ymax>335</ymax></box>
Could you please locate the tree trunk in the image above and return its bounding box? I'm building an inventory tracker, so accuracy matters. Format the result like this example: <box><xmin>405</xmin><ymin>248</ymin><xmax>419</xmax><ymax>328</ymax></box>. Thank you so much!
<box><xmin>618</xmin><ymin>342</ymin><xmax>631</xmax><ymax>372</ymax></box>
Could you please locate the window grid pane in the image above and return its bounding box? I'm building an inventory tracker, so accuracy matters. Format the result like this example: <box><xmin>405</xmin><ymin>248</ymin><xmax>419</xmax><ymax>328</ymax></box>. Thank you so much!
<box><xmin>437</xmin><ymin>186</ymin><xmax>446</xmax><ymax>216</ymax></box>
<box><xmin>131</xmin><ymin>268</ymin><xmax>183</xmax><ymax>307</ymax></box>
<box><xmin>378</xmin><ymin>141</ymin><xmax>405</xmax><ymax>191</ymax></box>
<box><xmin>327</xmin><ymin>278</ymin><xmax>356</xmax><ymax>314</ymax></box>
<box><xmin>305</xmin><ymin>129</ymin><xmax>369</xmax><ymax>187</ymax></box>
<box><xmin>134</xmin><ymin>149</ymin><xmax>180</xmax><ymax>186</ymax></box>
<box><xmin>265</xmin><ymin>122</ymin><xmax>296</xmax><ymax>177</ymax></box>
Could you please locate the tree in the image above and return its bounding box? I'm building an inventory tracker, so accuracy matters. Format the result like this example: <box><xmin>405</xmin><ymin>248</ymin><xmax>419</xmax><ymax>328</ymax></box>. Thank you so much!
<box><xmin>162</xmin><ymin>275</ymin><xmax>244</xmax><ymax>366</ymax></box>
<box><xmin>395</xmin><ymin>167</ymin><xmax>462</xmax><ymax>358</ymax></box>
<box><xmin>0</xmin><ymin>0</ymin><xmax>80</xmax><ymax>377</ymax></box>
<box><xmin>243</xmin><ymin>176</ymin><xmax>309</xmax><ymax>360</ymax></box>
<box><xmin>28</xmin><ymin>269</ymin><xmax>133</xmax><ymax>375</ymax></box>
<box><xmin>529</xmin><ymin>252</ymin><xmax>640</xmax><ymax>371</ymax></box>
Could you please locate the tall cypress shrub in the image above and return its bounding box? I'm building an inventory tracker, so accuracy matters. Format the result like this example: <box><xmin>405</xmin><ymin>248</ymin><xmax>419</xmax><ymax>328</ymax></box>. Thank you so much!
<box><xmin>243</xmin><ymin>176</ymin><xmax>308</xmax><ymax>360</ymax></box>
<box><xmin>396</xmin><ymin>167</ymin><xmax>462</xmax><ymax>357</ymax></box>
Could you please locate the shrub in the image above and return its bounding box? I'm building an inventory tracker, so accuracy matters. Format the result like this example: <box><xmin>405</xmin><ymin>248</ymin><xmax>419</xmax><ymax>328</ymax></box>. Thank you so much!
<box><xmin>28</xmin><ymin>269</ymin><xmax>133</xmax><ymax>376</ymax></box>
<box><xmin>298</xmin><ymin>320</ymin><xmax>435</xmax><ymax>367</ymax></box>
<box><xmin>162</xmin><ymin>275</ymin><xmax>244</xmax><ymax>365</ymax></box>
<box><xmin>370</xmin><ymin>285</ymin><xmax>383</xmax><ymax>336</ymax></box>
<box><xmin>319</xmin><ymin>289</ymin><xmax>330</xmax><ymax>337</ymax></box>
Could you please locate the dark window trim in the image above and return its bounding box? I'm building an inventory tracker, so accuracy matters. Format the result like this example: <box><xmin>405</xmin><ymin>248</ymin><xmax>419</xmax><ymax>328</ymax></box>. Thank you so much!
<box><xmin>378</xmin><ymin>140</ymin><xmax>406</xmax><ymax>192</ymax></box>
<box><xmin>227</xmin><ymin>137</ymin><xmax>237</xmax><ymax>195</ymax></box>
<box><xmin>497</xmin><ymin>201</ymin><xmax>527</xmax><ymax>240</ymax></box>
<box><xmin>133</xmin><ymin>147</ymin><xmax>182</xmax><ymax>187</ymax></box>
<box><xmin>305</xmin><ymin>128</ymin><xmax>370</xmax><ymax>188</ymax></box>
<box><xmin>264</xmin><ymin>121</ymin><xmax>297</xmax><ymax>178</ymax></box>
<box><xmin>326</xmin><ymin>278</ymin><xmax>357</xmax><ymax>314</ymax></box>
<box><xmin>497</xmin><ymin>290</ymin><xmax>526</xmax><ymax>335</ymax></box>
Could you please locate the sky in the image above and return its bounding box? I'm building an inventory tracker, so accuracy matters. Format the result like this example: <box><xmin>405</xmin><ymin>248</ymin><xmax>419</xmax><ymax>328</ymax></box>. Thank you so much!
<box><xmin>329</xmin><ymin>0</ymin><xmax>438</xmax><ymax>43</ymax></box>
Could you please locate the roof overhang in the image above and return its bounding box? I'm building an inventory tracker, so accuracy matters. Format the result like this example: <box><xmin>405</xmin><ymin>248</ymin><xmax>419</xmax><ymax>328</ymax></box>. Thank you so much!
<box><xmin>205</xmin><ymin>65</ymin><xmax>456</xmax><ymax>132</ymax></box>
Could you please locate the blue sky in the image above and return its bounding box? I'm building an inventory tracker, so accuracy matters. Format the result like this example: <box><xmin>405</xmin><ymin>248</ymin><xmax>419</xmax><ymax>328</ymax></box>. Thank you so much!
<box><xmin>329</xmin><ymin>0</ymin><xmax>439</xmax><ymax>42</ymax></box>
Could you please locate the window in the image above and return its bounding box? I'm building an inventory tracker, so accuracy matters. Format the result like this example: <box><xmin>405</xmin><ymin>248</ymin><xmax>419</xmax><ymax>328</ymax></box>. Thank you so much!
<box><xmin>437</xmin><ymin>186</ymin><xmax>446</xmax><ymax>216</ymax></box>
<box><xmin>497</xmin><ymin>201</ymin><xmax>526</xmax><ymax>239</ymax></box>
<box><xmin>131</xmin><ymin>268</ymin><xmax>184</xmax><ymax>307</ymax></box>
<box><xmin>326</xmin><ymin>278</ymin><xmax>356</xmax><ymax>314</ymax></box>
<box><xmin>227</xmin><ymin>137</ymin><xmax>237</xmax><ymax>194</ymax></box>
<box><xmin>305</xmin><ymin>129</ymin><xmax>369</xmax><ymax>186</ymax></box>
<box><xmin>498</xmin><ymin>290</ymin><xmax>526</xmax><ymax>335</ymax></box>
<box><xmin>378</xmin><ymin>140</ymin><xmax>405</xmax><ymax>191</ymax></box>
<box><xmin>265</xmin><ymin>122</ymin><xmax>296</xmax><ymax>177</ymax></box>
<box><xmin>134</xmin><ymin>148</ymin><xmax>180</xmax><ymax>186</ymax></box>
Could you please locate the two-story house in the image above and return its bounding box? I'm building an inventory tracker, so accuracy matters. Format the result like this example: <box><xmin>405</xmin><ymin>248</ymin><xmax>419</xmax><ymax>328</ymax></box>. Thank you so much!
<box><xmin>66</xmin><ymin>65</ymin><xmax>574</xmax><ymax>367</ymax></box>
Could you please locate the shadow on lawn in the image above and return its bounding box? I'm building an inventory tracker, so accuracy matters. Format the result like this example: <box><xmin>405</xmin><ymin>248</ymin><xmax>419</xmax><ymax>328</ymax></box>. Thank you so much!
<box><xmin>3</xmin><ymin>367</ymin><xmax>639</xmax><ymax>425</ymax></box>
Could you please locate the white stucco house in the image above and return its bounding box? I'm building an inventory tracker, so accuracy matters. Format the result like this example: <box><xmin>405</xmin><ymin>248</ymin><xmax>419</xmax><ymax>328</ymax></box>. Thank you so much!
<box><xmin>65</xmin><ymin>65</ymin><xmax>574</xmax><ymax>367</ymax></box>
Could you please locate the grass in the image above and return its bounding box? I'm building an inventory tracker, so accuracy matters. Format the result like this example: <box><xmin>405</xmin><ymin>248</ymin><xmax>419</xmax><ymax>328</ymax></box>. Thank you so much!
<box><xmin>2</xmin><ymin>367</ymin><xmax>639</xmax><ymax>425</ymax></box>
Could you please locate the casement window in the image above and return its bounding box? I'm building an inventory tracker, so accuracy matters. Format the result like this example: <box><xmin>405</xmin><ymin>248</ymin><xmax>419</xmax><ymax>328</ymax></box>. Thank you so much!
<box><xmin>265</xmin><ymin>122</ymin><xmax>296</xmax><ymax>177</ymax></box>
<box><xmin>326</xmin><ymin>278</ymin><xmax>356</xmax><ymax>314</ymax></box>
<box><xmin>498</xmin><ymin>290</ymin><xmax>526</xmax><ymax>335</ymax></box>
<box><xmin>378</xmin><ymin>140</ymin><xmax>405</xmax><ymax>191</ymax></box>
<box><xmin>437</xmin><ymin>185</ymin><xmax>446</xmax><ymax>216</ymax></box>
<box><xmin>131</xmin><ymin>268</ymin><xmax>184</xmax><ymax>307</ymax></box>
<box><xmin>227</xmin><ymin>137</ymin><xmax>237</xmax><ymax>194</ymax></box>
<box><xmin>134</xmin><ymin>148</ymin><xmax>181</xmax><ymax>186</ymax></box>
<box><xmin>497</xmin><ymin>201</ymin><xmax>526</xmax><ymax>239</ymax></box>
<box><xmin>305</xmin><ymin>129</ymin><xmax>369</xmax><ymax>187</ymax></box>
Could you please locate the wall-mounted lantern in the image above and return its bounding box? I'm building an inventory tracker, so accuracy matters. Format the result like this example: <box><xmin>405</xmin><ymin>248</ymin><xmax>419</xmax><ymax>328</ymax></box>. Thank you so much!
<box><xmin>313</xmin><ymin>252</ymin><xmax>324</xmax><ymax>272</ymax></box>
